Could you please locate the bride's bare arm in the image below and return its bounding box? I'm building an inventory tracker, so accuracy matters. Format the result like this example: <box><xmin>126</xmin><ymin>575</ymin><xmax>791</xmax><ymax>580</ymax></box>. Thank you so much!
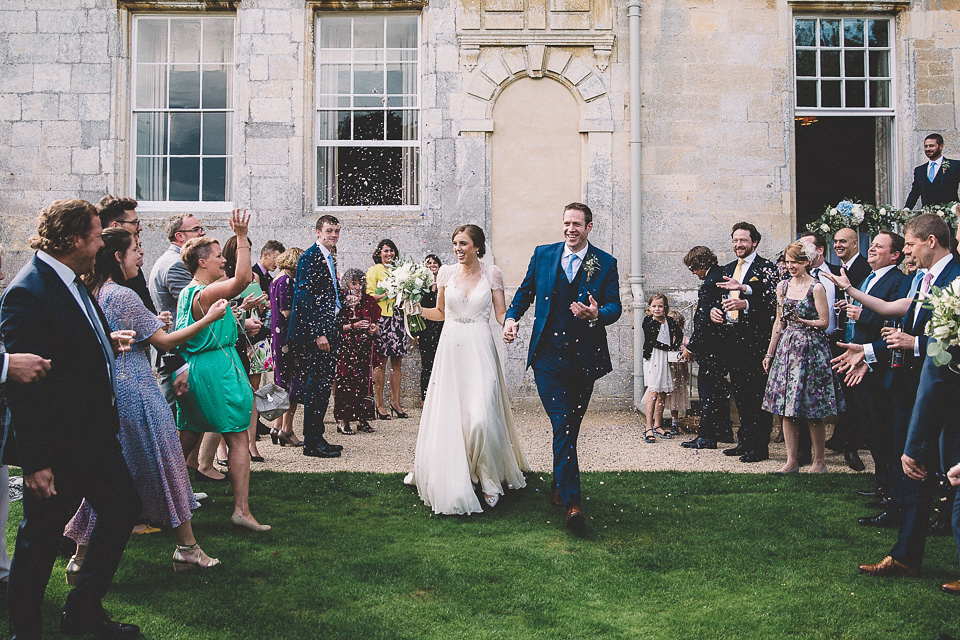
<box><xmin>493</xmin><ymin>288</ymin><xmax>507</xmax><ymax>327</ymax></box>
<box><xmin>420</xmin><ymin>286</ymin><xmax>445</xmax><ymax>322</ymax></box>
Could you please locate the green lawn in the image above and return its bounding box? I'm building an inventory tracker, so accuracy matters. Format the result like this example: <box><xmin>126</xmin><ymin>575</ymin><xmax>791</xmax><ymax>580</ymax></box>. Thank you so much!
<box><xmin>3</xmin><ymin>471</ymin><xmax>958</xmax><ymax>639</ymax></box>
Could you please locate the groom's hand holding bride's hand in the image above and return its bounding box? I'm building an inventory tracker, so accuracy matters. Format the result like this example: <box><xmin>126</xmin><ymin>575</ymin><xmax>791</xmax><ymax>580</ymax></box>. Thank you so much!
<box><xmin>570</xmin><ymin>294</ymin><xmax>599</xmax><ymax>322</ymax></box>
<box><xmin>502</xmin><ymin>318</ymin><xmax>518</xmax><ymax>344</ymax></box>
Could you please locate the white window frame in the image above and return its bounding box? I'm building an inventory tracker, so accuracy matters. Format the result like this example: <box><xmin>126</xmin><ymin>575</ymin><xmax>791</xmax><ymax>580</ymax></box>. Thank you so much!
<box><xmin>129</xmin><ymin>14</ymin><xmax>236</xmax><ymax>212</ymax></box>
<box><xmin>313</xmin><ymin>12</ymin><xmax>422</xmax><ymax>212</ymax></box>
<box><xmin>793</xmin><ymin>15</ymin><xmax>895</xmax><ymax>117</ymax></box>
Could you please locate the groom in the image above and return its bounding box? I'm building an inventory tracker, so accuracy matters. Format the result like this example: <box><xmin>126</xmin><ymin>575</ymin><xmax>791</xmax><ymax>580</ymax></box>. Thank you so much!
<box><xmin>503</xmin><ymin>202</ymin><xmax>621</xmax><ymax>532</ymax></box>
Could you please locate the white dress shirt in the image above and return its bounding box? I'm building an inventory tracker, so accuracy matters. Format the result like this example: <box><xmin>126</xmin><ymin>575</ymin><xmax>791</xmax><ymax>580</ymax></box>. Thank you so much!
<box><xmin>561</xmin><ymin>244</ymin><xmax>589</xmax><ymax>280</ymax></box>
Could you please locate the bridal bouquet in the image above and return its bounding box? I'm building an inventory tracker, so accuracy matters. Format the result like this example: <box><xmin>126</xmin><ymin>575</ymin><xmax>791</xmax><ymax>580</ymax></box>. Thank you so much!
<box><xmin>375</xmin><ymin>258</ymin><xmax>433</xmax><ymax>333</ymax></box>
<box><xmin>923</xmin><ymin>278</ymin><xmax>960</xmax><ymax>366</ymax></box>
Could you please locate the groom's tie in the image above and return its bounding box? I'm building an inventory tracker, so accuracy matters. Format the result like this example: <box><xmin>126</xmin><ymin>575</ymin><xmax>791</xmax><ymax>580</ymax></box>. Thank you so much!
<box><xmin>565</xmin><ymin>254</ymin><xmax>579</xmax><ymax>283</ymax></box>
<box><xmin>928</xmin><ymin>160</ymin><xmax>938</xmax><ymax>182</ymax></box>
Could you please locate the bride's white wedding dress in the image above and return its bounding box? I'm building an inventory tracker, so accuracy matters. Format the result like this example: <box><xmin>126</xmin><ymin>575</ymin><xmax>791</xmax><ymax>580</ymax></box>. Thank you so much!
<box><xmin>404</xmin><ymin>263</ymin><xmax>529</xmax><ymax>515</ymax></box>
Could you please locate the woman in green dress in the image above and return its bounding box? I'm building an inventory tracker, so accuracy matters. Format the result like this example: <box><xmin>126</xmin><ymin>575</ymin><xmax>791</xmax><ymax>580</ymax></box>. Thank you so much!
<box><xmin>176</xmin><ymin>209</ymin><xmax>270</xmax><ymax>532</ymax></box>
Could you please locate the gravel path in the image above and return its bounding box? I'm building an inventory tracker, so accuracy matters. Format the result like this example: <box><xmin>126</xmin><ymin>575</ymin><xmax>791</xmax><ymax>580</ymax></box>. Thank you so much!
<box><xmin>251</xmin><ymin>407</ymin><xmax>872</xmax><ymax>476</ymax></box>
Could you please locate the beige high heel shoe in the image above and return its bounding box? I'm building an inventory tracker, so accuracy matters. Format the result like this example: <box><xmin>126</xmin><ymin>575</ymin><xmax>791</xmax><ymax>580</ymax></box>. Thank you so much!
<box><xmin>230</xmin><ymin>513</ymin><xmax>271</xmax><ymax>532</ymax></box>
<box><xmin>65</xmin><ymin>555</ymin><xmax>83</xmax><ymax>585</ymax></box>
<box><xmin>172</xmin><ymin>543</ymin><xmax>221</xmax><ymax>573</ymax></box>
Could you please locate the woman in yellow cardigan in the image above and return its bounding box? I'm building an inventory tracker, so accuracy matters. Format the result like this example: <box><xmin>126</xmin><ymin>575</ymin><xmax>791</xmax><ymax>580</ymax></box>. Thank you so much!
<box><xmin>366</xmin><ymin>239</ymin><xmax>409</xmax><ymax>419</ymax></box>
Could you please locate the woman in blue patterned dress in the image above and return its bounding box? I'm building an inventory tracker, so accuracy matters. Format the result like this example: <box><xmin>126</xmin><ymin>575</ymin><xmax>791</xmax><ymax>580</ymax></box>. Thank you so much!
<box><xmin>762</xmin><ymin>241</ymin><xmax>845</xmax><ymax>474</ymax></box>
<box><xmin>65</xmin><ymin>228</ymin><xmax>227</xmax><ymax>576</ymax></box>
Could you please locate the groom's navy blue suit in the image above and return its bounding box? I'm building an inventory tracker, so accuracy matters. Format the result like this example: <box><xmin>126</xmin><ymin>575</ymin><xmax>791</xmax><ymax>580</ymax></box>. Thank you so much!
<box><xmin>506</xmin><ymin>242</ymin><xmax>621</xmax><ymax>508</ymax></box>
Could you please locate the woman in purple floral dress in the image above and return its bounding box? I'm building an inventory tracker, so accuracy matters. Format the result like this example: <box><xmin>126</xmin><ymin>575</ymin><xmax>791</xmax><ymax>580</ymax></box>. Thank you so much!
<box><xmin>762</xmin><ymin>241</ymin><xmax>844</xmax><ymax>474</ymax></box>
<box><xmin>268</xmin><ymin>247</ymin><xmax>306</xmax><ymax>446</ymax></box>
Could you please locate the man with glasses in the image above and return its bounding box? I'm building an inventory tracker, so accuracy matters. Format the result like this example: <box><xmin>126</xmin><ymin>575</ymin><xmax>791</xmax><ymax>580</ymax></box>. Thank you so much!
<box><xmin>96</xmin><ymin>196</ymin><xmax>156</xmax><ymax>314</ymax></box>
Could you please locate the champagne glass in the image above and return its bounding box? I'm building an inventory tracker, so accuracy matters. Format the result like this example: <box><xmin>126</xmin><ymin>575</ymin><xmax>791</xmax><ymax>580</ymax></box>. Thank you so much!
<box><xmin>116</xmin><ymin>317</ymin><xmax>133</xmax><ymax>380</ymax></box>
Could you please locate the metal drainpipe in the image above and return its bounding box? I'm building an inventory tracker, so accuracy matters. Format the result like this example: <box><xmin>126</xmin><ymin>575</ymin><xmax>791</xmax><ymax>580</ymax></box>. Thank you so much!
<box><xmin>627</xmin><ymin>0</ymin><xmax>645</xmax><ymax>409</ymax></box>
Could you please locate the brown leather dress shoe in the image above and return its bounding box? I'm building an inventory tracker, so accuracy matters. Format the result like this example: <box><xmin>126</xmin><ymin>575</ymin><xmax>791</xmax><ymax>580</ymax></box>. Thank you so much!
<box><xmin>566</xmin><ymin>505</ymin><xmax>585</xmax><ymax>532</ymax></box>
<box><xmin>550</xmin><ymin>486</ymin><xmax>563</xmax><ymax>507</ymax></box>
<box><xmin>941</xmin><ymin>579</ymin><xmax>960</xmax><ymax>595</ymax></box>
<box><xmin>858</xmin><ymin>556</ymin><xmax>920</xmax><ymax>577</ymax></box>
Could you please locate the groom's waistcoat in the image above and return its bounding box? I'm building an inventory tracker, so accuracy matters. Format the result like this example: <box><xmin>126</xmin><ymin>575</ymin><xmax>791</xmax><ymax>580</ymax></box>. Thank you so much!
<box><xmin>539</xmin><ymin>261</ymin><xmax>584</xmax><ymax>352</ymax></box>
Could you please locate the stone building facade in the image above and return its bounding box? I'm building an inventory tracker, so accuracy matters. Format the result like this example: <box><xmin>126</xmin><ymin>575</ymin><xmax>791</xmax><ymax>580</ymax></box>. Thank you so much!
<box><xmin>1</xmin><ymin>0</ymin><xmax>958</xmax><ymax>406</ymax></box>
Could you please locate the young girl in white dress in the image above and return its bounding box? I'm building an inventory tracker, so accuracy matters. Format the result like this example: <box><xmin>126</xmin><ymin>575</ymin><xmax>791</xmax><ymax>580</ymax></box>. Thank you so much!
<box><xmin>641</xmin><ymin>293</ymin><xmax>681</xmax><ymax>442</ymax></box>
<box><xmin>403</xmin><ymin>225</ymin><xmax>529</xmax><ymax>515</ymax></box>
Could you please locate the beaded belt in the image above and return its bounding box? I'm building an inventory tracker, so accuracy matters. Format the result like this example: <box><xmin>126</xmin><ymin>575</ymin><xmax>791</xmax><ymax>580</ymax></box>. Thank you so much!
<box><xmin>453</xmin><ymin>317</ymin><xmax>477</xmax><ymax>323</ymax></box>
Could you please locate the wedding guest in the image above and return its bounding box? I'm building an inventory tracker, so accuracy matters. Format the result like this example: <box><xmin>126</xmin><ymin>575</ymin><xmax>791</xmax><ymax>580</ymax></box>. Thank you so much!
<box><xmin>641</xmin><ymin>293</ymin><xmax>681</xmax><ymax>442</ymax></box>
<box><xmin>663</xmin><ymin>310</ymin><xmax>691</xmax><ymax>434</ymax></box>
<box><xmin>175</xmin><ymin>211</ymin><xmax>271</xmax><ymax>532</ymax></box>
<box><xmin>412</xmin><ymin>254</ymin><xmax>444</xmax><ymax>402</ymax></box>
<box><xmin>334</xmin><ymin>269</ymin><xmax>380</xmax><ymax>435</ymax></box>
<box><xmin>253</xmin><ymin>240</ymin><xmax>285</xmax><ymax>294</ymax></box>
<box><xmin>269</xmin><ymin>247</ymin><xmax>306</xmax><ymax>446</ymax></box>
<box><xmin>223</xmin><ymin>235</ymin><xmax>268</xmax><ymax>463</ymax></box>
<box><xmin>96</xmin><ymin>195</ymin><xmax>155</xmax><ymax>314</ymax></box>
<box><xmin>366</xmin><ymin>239</ymin><xmax>409</xmax><ymax>419</ymax></box>
<box><xmin>64</xmin><ymin>229</ymin><xmax>224</xmax><ymax>578</ymax></box>
<box><xmin>762</xmin><ymin>241</ymin><xmax>844</xmax><ymax>473</ymax></box>
<box><xmin>905</xmin><ymin>133</ymin><xmax>960</xmax><ymax>209</ymax></box>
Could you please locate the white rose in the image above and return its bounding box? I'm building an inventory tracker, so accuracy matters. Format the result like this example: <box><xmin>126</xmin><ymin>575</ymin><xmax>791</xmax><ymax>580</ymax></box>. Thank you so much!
<box><xmin>830</xmin><ymin>208</ymin><xmax>839</xmax><ymax>216</ymax></box>
<box><xmin>879</xmin><ymin>208</ymin><xmax>887</xmax><ymax>216</ymax></box>
<box><xmin>820</xmin><ymin>224</ymin><xmax>830</xmax><ymax>232</ymax></box>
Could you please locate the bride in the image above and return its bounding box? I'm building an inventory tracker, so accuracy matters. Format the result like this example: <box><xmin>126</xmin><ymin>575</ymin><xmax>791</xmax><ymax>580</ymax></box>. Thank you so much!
<box><xmin>404</xmin><ymin>224</ymin><xmax>529</xmax><ymax>514</ymax></box>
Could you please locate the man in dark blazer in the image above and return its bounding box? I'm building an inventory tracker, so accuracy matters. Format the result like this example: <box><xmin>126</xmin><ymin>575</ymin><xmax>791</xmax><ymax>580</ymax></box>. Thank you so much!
<box><xmin>847</xmin><ymin>215</ymin><xmax>960</xmax><ymax>584</ymax></box>
<box><xmin>252</xmin><ymin>240</ymin><xmax>285</xmax><ymax>295</ymax></box>
<box><xmin>713</xmin><ymin>222</ymin><xmax>777</xmax><ymax>463</ymax></box>
<box><xmin>838</xmin><ymin>231</ymin><xmax>906</xmax><ymax>506</ymax></box>
<box><xmin>904</xmin><ymin>133</ymin><xmax>960</xmax><ymax>209</ymax></box>
<box><xmin>288</xmin><ymin>215</ymin><xmax>344</xmax><ymax>459</ymax></box>
<box><xmin>1</xmin><ymin>199</ymin><xmax>142</xmax><ymax>639</ymax></box>
<box><xmin>504</xmin><ymin>202</ymin><xmax>621</xmax><ymax>532</ymax></box>
<box><xmin>679</xmin><ymin>246</ymin><xmax>731</xmax><ymax>449</ymax></box>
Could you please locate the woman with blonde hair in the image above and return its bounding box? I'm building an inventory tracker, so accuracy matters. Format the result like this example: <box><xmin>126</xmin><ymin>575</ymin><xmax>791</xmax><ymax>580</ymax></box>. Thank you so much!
<box><xmin>761</xmin><ymin>240</ymin><xmax>844</xmax><ymax>473</ymax></box>
<box><xmin>269</xmin><ymin>247</ymin><xmax>306</xmax><ymax>445</ymax></box>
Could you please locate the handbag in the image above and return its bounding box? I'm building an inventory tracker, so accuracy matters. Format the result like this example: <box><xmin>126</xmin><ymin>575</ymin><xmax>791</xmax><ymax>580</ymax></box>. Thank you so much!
<box><xmin>253</xmin><ymin>382</ymin><xmax>290</xmax><ymax>421</ymax></box>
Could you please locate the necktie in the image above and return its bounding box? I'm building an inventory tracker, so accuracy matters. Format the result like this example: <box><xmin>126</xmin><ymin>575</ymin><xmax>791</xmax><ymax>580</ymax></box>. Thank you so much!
<box><xmin>911</xmin><ymin>270</ymin><xmax>930</xmax><ymax>329</ymax></box>
<box><xmin>565</xmin><ymin>254</ymin><xmax>579</xmax><ymax>283</ymax></box>
<box><xmin>74</xmin><ymin>276</ymin><xmax>116</xmax><ymax>394</ymax></box>
<box><xmin>928</xmin><ymin>160</ymin><xmax>938</xmax><ymax>182</ymax></box>
<box><xmin>327</xmin><ymin>252</ymin><xmax>340</xmax><ymax>309</ymax></box>
<box><xmin>854</xmin><ymin>272</ymin><xmax>875</xmax><ymax>307</ymax></box>
<box><xmin>920</xmin><ymin>271</ymin><xmax>935</xmax><ymax>295</ymax></box>
<box><xmin>728</xmin><ymin>259</ymin><xmax>745</xmax><ymax>321</ymax></box>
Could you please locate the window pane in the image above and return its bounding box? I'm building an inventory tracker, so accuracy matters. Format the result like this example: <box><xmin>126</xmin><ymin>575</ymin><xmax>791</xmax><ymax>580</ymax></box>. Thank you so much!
<box><xmin>869</xmin><ymin>50</ymin><xmax>889</xmax><ymax>77</ymax></box>
<box><xmin>821</xmin><ymin>80</ymin><xmax>841</xmax><ymax>107</ymax></box>
<box><xmin>319</xmin><ymin>17</ymin><xmax>352</xmax><ymax>48</ymax></box>
<box><xmin>169</xmin><ymin>66</ymin><xmax>201</xmax><ymax>109</ymax></box>
<box><xmin>845</xmin><ymin>80</ymin><xmax>865</xmax><ymax>107</ymax></box>
<box><xmin>335</xmin><ymin>146</ymin><xmax>414</xmax><ymax>206</ymax></box>
<box><xmin>354</xmin><ymin>64</ymin><xmax>384</xmax><ymax>96</ymax></box>
<box><xmin>386</xmin><ymin>110</ymin><xmax>417</xmax><ymax>141</ymax></box>
<box><xmin>317</xmin><ymin>110</ymin><xmax>351</xmax><ymax>140</ymax></box>
<box><xmin>169</xmin><ymin>157</ymin><xmax>200</xmax><ymax>201</ymax></box>
<box><xmin>135</xmin><ymin>157</ymin><xmax>166</xmax><ymax>201</ymax></box>
<box><xmin>820</xmin><ymin>19</ymin><xmax>840</xmax><ymax>47</ymax></box>
<box><xmin>795</xmin><ymin>50</ymin><xmax>816</xmax><ymax>77</ymax></box>
<box><xmin>844</xmin><ymin>51</ymin><xmax>865</xmax><ymax>77</ymax></box>
<box><xmin>202</xmin><ymin>112</ymin><xmax>228</xmax><ymax>155</ymax></box>
<box><xmin>202</xmin><ymin>65</ymin><xmax>229</xmax><ymax>109</ymax></box>
<box><xmin>137</xmin><ymin>19</ymin><xmax>168</xmax><ymax>64</ymax></box>
<box><xmin>202</xmin><ymin>158</ymin><xmax>227</xmax><ymax>201</ymax></box>
<box><xmin>843</xmin><ymin>19</ymin><xmax>864</xmax><ymax>47</ymax></box>
<box><xmin>136</xmin><ymin>113</ymin><xmax>167</xmax><ymax>155</ymax></box>
<box><xmin>387</xmin><ymin>63</ymin><xmax>417</xmax><ymax>94</ymax></box>
<box><xmin>870</xmin><ymin>80</ymin><xmax>890</xmax><ymax>108</ymax></box>
<box><xmin>797</xmin><ymin>80</ymin><xmax>817</xmax><ymax>107</ymax></box>
<box><xmin>170</xmin><ymin>19</ymin><xmax>201</xmax><ymax>64</ymax></box>
<box><xmin>135</xmin><ymin>64</ymin><xmax>167</xmax><ymax>109</ymax></box>
<box><xmin>868</xmin><ymin>20</ymin><xmax>889</xmax><ymax>47</ymax></box>
<box><xmin>169</xmin><ymin>112</ymin><xmax>201</xmax><ymax>155</ymax></box>
<box><xmin>386</xmin><ymin>49</ymin><xmax>418</xmax><ymax>62</ymax></box>
<box><xmin>386</xmin><ymin>15</ymin><xmax>418</xmax><ymax>48</ymax></box>
<box><xmin>202</xmin><ymin>18</ymin><xmax>233</xmax><ymax>63</ymax></box>
<box><xmin>795</xmin><ymin>19</ymin><xmax>815</xmax><ymax>47</ymax></box>
<box><xmin>317</xmin><ymin>147</ymin><xmax>336</xmax><ymax>205</ymax></box>
<box><xmin>354</xmin><ymin>95</ymin><xmax>384</xmax><ymax>108</ymax></box>
<box><xmin>353</xmin><ymin>17</ymin><xmax>384</xmax><ymax>48</ymax></box>
<box><xmin>353</xmin><ymin>111</ymin><xmax>384</xmax><ymax>140</ymax></box>
<box><xmin>354</xmin><ymin>49</ymin><xmax>385</xmax><ymax>63</ymax></box>
<box><xmin>386</xmin><ymin>95</ymin><xmax>418</xmax><ymax>108</ymax></box>
<box><xmin>318</xmin><ymin>64</ymin><xmax>351</xmax><ymax>95</ymax></box>
<box><xmin>820</xmin><ymin>51</ymin><xmax>840</xmax><ymax>77</ymax></box>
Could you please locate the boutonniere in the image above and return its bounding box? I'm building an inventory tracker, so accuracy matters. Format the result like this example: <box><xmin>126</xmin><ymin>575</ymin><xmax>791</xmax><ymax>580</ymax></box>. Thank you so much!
<box><xmin>942</xmin><ymin>159</ymin><xmax>951</xmax><ymax>172</ymax></box>
<box><xmin>583</xmin><ymin>254</ymin><xmax>600</xmax><ymax>281</ymax></box>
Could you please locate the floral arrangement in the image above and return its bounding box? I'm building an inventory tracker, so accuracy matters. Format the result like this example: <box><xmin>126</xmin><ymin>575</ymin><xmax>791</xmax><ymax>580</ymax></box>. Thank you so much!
<box><xmin>923</xmin><ymin>278</ymin><xmax>960</xmax><ymax>366</ymax></box>
<box><xmin>375</xmin><ymin>258</ymin><xmax>434</xmax><ymax>333</ymax></box>
<box><xmin>806</xmin><ymin>199</ymin><xmax>907</xmax><ymax>236</ymax></box>
<box><xmin>917</xmin><ymin>201</ymin><xmax>960</xmax><ymax>230</ymax></box>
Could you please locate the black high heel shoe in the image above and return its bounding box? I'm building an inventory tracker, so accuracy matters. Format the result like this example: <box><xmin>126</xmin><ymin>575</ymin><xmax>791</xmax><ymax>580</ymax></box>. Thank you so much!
<box><xmin>250</xmin><ymin>453</ymin><xmax>264</xmax><ymax>463</ymax></box>
<box><xmin>390</xmin><ymin>404</ymin><xmax>409</xmax><ymax>419</ymax></box>
<box><xmin>274</xmin><ymin>430</ymin><xmax>304</xmax><ymax>447</ymax></box>
<box><xmin>270</xmin><ymin>428</ymin><xmax>280</xmax><ymax>445</ymax></box>
<box><xmin>375</xmin><ymin>407</ymin><xmax>391</xmax><ymax>420</ymax></box>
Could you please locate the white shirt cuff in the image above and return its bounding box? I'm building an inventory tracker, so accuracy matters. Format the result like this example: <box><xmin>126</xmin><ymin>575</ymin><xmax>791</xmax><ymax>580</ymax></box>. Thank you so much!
<box><xmin>914</xmin><ymin>338</ymin><xmax>921</xmax><ymax>357</ymax></box>
<box><xmin>743</xmin><ymin>285</ymin><xmax>753</xmax><ymax>296</ymax></box>
<box><xmin>0</xmin><ymin>353</ymin><xmax>7</xmax><ymax>385</ymax></box>
<box><xmin>175</xmin><ymin>363</ymin><xmax>190</xmax><ymax>376</ymax></box>
<box><xmin>863</xmin><ymin>343</ymin><xmax>877</xmax><ymax>364</ymax></box>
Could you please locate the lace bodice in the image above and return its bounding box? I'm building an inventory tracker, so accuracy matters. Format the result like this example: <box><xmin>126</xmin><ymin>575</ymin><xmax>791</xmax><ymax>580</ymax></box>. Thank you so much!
<box><xmin>436</xmin><ymin>263</ymin><xmax>503</xmax><ymax>322</ymax></box>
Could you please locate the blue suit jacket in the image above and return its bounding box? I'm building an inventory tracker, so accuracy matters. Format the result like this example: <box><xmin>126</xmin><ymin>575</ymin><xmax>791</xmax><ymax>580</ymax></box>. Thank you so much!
<box><xmin>506</xmin><ymin>242</ymin><xmax>621</xmax><ymax>381</ymax></box>
<box><xmin>904</xmin><ymin>157</ymin><xmax>960</xmax><ymax>209</ymax></box>
<box><xmin>287</xmin><ymin>243</ymin><xmax>341</xmax><ymax>346</ymax></box>
<box><xmin>0</xmin><ymin>255</ymin><xmax>118</xmax><ymax>473</ymax></box>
